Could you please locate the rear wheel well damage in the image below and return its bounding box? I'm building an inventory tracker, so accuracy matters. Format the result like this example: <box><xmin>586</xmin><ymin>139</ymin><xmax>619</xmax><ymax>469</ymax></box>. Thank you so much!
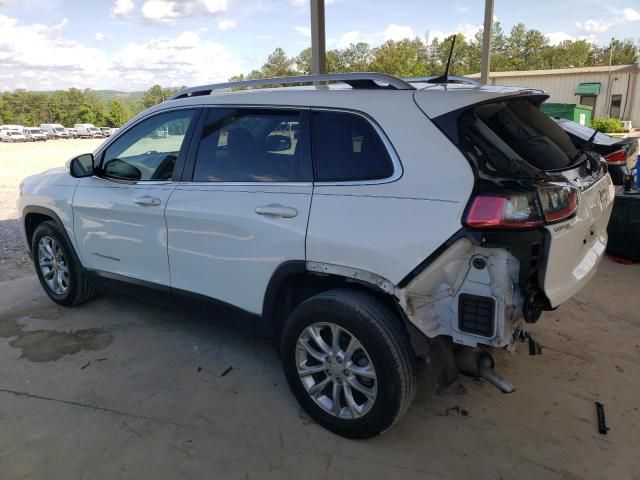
<box><xmin>262</xmin><ymin>264</ymin><xmax>425</xmax><ymax>358</ymax></box>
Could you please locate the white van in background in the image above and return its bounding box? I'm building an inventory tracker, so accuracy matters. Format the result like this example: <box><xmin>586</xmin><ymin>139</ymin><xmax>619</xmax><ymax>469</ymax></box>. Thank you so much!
<box><xmin>0</xmin><ymin>130</ymin><xmax>27</xmax><ymax>142</ymax></box>
<box><xmin>24</xmin><ymin>127</ymin><xmax>48</xmax><ymax>142</ymax></box>
<box><xmin>74</xmin><ymin>124</ymin><xmax>103</xmax><ymax>139</ymax></box>
<box><xmin>1</xmin><ymin>124</ymin><xmax>25</xmax><ymax>134</ymax></box>
<box><xmin>40</xmin><ymin>124</ymin><xmax>69</xmax><ymax>139</ymax></box>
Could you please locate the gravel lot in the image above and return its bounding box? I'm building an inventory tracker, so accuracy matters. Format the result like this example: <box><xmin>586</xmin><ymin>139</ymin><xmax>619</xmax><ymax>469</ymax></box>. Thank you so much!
<box><xmin>0</xmin><ymin>139</ymin><xmax>104</xmax><ymax>281</ymax></box>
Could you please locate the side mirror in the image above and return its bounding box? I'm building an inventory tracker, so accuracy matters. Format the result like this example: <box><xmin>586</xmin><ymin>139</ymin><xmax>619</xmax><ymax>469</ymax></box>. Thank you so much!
<box><xmin>266</xmin><ymin>134</ymin><xmax>292</xmax><ymax>152</ymax></box>
<box><xmin>103</xmin><ymin>158</ymin><xmax>142</xmax><ymax>181</ymax></box>
<box><xmin>69</xmin><ymin>153</ymin><xmax>95</xmax><ymax>178</ymax></box>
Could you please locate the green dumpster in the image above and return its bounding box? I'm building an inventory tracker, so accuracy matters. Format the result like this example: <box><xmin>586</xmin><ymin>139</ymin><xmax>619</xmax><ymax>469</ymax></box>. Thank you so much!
<box><xmin>540</xmin><ymin>103</ymin><xmax>593</xmax><ymax>126</ymax></box>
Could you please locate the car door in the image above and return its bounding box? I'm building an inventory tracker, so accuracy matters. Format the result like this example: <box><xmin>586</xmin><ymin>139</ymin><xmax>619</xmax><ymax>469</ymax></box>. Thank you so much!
<box><xmin>165</xmin><ymin>107</ymin><xmax>312</xmax><ymax>324</ymax></box>
<box><xmin>73</xmin><ymin>108</ymin><xmax>199</xmax><ymax>299</ymax></box>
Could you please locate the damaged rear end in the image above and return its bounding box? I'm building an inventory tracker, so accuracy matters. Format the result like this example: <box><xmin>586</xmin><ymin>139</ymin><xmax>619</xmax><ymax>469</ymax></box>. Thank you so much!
<box><xmin>402</xmin><ymin>86</ymin><xmax>614</xmax><ymax>389</ymax></box>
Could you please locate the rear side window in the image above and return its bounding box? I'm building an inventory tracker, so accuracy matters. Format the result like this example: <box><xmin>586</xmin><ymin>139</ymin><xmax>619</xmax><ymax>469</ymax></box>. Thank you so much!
<box><xmin>193</xmin><ymin>108</ymin><xmax>304</xmax><ymax>182</ymax></box>
<box><xmin>312</xmin><ymin>111</ymin><xmax>394</xmax><ymax>182</ymax></box>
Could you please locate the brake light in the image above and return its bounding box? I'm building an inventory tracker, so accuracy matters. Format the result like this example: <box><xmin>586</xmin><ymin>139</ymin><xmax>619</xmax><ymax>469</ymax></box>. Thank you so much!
<box><xmin>604</xmin><ymin>150</ymin><xmax>627</xmax><ymax>166</ymax></box>
<box><xmin>537</xmin><ymin>183</ymin><xmax>578</xmax><ymax>223</ymax></box>
<box><xmin>465</xmin><ymin>193</ymin><xmax>542</xmax><ymax>229</ymax></box>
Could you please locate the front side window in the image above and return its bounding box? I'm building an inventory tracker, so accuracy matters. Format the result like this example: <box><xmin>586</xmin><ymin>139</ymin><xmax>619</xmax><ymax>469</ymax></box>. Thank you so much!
<box><xmin>193</xmin><ymin>108</ymin><xmax>303</xmax><ymax>182</ymax></box>
<box><xmin>312</xmin><ymin>111</ymin><xmax>394</xmax><ymax>182</ymax></box>
<box><xmin>102</xmin><ymin>109</ymin><xmax>195</xmax><ymax>181</ymax></box>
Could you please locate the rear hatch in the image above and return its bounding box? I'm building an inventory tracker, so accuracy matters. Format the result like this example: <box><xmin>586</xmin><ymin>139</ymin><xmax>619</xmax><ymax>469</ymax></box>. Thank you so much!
<box><xmin>415</xmin><ymin>87</ymin><xmax>614</xmax><ymax>308</ymax></box>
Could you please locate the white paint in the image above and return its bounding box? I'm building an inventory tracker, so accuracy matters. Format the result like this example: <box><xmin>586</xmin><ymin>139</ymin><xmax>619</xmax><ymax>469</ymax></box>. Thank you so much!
<box><xmin>72</xmin><ymin>178</ymin><xmax>177</xmax><ymax>286</ymax></box>
<box><xmin>543</xmin><ymin>175</ymin><xmax>614</xmax><ymax>307</ymax></box>
<box><xmin>165</xmin><ymin>184</ymin><xmax>312</xmax><ymax>314</ymax></box>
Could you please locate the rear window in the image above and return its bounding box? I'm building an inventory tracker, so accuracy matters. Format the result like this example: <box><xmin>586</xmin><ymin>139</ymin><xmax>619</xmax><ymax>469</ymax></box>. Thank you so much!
<box><xmin>455</xmin><ymin>99</ymin><xmax>581</xmax><ymax>173</ymax></box>
<box><xmin>312</xmin><ymin>111</ymin><xmax>394</xmax><ymax>182</ymax></box>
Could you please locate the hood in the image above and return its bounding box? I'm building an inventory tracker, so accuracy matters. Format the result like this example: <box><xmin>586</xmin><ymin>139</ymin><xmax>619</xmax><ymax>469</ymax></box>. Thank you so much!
<box><xmin>22</xmin><ymin>166</ymin><xmax>79</xmax><ymax>187</ymax></box>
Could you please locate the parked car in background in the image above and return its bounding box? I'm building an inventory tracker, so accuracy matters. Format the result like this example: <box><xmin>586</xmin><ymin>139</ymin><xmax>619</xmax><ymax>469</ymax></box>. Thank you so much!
<box><xmin>74</xmin><ymin>124</ymin><xmax>103</xmax><ymax>138</ymax></box>
<box><xmin>65</xmin><ymin>128</ymin><xmax>79</xmax><ymax>139</ymax></box>
<box><xmin>24</xmin><ymin>128</ymin><xmax>48</xmax><ymax>142</ymax></box>
<box><xmin>1</xmin><ymin>124</ymin><xmax>25</xmax><ymax>134</ymax></box>
<box><xmin>40</xmin><ymin>124</ymin><xmax>69</xmax><ymax>139</ymax></box>
<box><xmin>100</xmin><ymin>127</ymin><xmax>114</xmax><ymax>137</ymax></box>
<box><xmin>1</xmin><ymin>130</ymin><xmax>27</xmax><ymax>142</ymax></box>
<box><xmin>553</xmin><ymin>118</ymin><xmax>639</xmax><ymax>185</ymax></box>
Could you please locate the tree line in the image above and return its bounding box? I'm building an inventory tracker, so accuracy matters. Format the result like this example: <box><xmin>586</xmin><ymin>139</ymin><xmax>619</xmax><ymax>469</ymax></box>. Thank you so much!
<box><xmin>0</xmin><ymin>84</ymin><xmax>181</xmax><ymax>127</ymax></box>
<box><xmin>231</xmin><ymin>22</ymin><xmax>638</xmax><ymax>80</ymax></box>
<box><xmin>1</xmin><ymin>22</ymin><xmax>637</xmax><ymax>126</ymax></box>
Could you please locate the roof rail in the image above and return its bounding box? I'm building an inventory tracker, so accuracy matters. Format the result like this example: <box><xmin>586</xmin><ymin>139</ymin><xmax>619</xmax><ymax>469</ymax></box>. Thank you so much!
<box><xmin>404</xmin><ymin>75</ymin><xmax>480</xmax><ymax>86</ymax></box>
<box><xmin>169</xmin><ymin>73</ymin><xmax>415</xmax><ymax>100</ymax></box>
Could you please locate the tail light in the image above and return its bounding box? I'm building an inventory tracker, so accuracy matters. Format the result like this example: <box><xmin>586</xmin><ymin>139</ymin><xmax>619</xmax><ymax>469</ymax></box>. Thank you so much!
<box><xmin>465</xmin><ymin>193</ymin><xmax>542</xmax><ymax>229</ymax></box>
<box><xmin>604</xmin><ymin>150</ymin><xmax>627</xmax><ymax>166</ymax></box>
<box><xmin>537</xmin><ymin>183</ymin><xmax>578</xmax><ymax>223</ymax></box>
<box><xmin>466</xmin><ymin>183</ymin><xmax>579</xmax><ymax>229</ymax></box>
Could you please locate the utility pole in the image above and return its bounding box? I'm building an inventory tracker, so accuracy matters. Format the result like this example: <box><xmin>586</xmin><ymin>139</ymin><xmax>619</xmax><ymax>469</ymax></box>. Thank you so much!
<box><xmin>606</xmin><ymin>39</ymin><xmax>614</xmax><ymax>116</ymax></box>
<box><xmin>480</xmin><ymin>0</ymin><xmax>494</xmax><ymax>85</ymax></box>
<box><xmin>310</xmin><ymin>0</ymin><xmax>326</xmax><ymax>74</ymax></box>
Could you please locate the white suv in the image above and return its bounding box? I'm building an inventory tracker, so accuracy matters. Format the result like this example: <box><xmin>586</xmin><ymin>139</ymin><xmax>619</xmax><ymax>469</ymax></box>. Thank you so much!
<box><xmin>18</xmin><ymin>73</ymin><xmax>614</xmax><ymax>438</ymax></box>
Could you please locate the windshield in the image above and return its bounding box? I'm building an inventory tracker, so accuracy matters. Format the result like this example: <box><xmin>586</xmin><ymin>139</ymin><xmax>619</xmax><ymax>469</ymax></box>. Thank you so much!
<box><xmin>31</xmin><ymin>129</ymin><xmax>43</xmax><ymax>134</ymax></box>
<box><xmin>54</xmin><ymin>127</ymin><xmax>65</xmax><ymax>132</ymax></box>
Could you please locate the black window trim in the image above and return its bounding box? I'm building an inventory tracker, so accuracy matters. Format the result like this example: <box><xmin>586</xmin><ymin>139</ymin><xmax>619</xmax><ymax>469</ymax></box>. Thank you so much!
<box><xmin>310</xmin><ymin>107</ymin><xmax>403</xmax><ymax>186</ymax></box>
<box><xmin>93</xmin><ymin>106</ymin><xmax>203</xmax><ymax>184</ymax></box>
<box><xmin>180</xmin><ymin>105</ymin><xmax>313</xmax><ymax>184</ymax></box>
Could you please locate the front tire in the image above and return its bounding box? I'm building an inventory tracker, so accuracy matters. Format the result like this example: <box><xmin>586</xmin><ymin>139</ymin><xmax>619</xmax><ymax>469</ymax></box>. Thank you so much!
<box><xmin>281</xmin><ymin>289</ymin><xmax>416</xmax><ymax>439</ymax></box>
<box><xmin>32</xmin><ymin>220</ymin><xmax>96</xmax><ymax>306</ymax></box>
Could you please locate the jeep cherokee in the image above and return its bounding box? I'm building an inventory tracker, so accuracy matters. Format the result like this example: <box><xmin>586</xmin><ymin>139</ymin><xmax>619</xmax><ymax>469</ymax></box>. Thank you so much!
<box><xmin>18</xmin><ymin>73</ymin><xmax>615</xmax><ymax>438</ymax></box>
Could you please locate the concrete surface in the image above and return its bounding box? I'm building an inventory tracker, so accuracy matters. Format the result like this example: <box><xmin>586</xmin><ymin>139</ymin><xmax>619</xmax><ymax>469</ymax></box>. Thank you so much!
<box><xmin>0</xmin><ymin>258</ymin><xmax>638</xmax><ymax>480</ymax></box>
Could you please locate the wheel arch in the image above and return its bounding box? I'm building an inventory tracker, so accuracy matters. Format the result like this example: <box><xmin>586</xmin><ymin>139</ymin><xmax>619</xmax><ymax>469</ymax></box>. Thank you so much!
<box><xmin>262</xmin><ymin>261</ymin><xmax>420</xmax><ymax>353</ymax></box>
<box><xmin>23</xmin><ymin>206</ymin><xmax>74</xmax><ymax>257</ymax></box>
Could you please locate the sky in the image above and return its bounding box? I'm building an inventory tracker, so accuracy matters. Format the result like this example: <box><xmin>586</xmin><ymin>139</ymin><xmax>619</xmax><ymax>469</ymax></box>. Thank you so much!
<box><xmin>0</xmin><ymin>0</ymin><xmax>639</xmax><ymax>92</ymax></box>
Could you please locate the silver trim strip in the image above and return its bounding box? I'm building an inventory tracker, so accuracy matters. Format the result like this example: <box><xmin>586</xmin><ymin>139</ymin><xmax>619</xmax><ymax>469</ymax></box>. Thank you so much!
<box><xmin>306</xmin><ymin>261</ymin><xmax>396</xmax><ymax>294</ymax></box>
<box><xmin>170</xmin><ymin>73</ymin><xmax>415</xmax><ymax>99</ymax></box>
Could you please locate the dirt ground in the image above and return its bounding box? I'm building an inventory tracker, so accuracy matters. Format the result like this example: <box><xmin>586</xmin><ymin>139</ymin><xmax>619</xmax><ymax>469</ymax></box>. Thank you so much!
<box><xmin>0</xmin><ymin>139</ymin><xmax>103</xmax><ymax>281</ymax></box>
<box><xmin>0</xmin><ymin>141</ymin><xmax>639</xmax><ymax>479</ymax></box>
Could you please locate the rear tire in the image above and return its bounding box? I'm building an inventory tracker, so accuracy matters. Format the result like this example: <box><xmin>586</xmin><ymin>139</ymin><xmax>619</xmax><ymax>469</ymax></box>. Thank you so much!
<box><xmin>32</xmin><ymin>220</ymin><xmax>96</xmax><ymax>307</ymax></box>
<box><xmin>281</xmin><ymin>289</ymin><xmax>416</xmax><ymax>439</ymax></box>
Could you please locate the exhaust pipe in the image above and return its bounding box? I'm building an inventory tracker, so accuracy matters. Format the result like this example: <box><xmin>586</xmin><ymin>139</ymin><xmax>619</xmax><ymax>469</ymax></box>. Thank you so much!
<box><xmin>454</xmin><ymin>347</ymin><xmax>515</xmax><ymax>394</ymax></box>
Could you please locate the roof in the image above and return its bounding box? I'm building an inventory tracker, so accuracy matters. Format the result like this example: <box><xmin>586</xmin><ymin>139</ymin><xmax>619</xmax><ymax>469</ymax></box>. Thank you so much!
<box><xmin>467</xmin><ymin>63</ymin><xmax>640</xmax><ymax>79</ymax></box>
<box><xmin>146</xmin><ymin>82</ymin><xmax>545</xmax><ymax>122</ymax></box>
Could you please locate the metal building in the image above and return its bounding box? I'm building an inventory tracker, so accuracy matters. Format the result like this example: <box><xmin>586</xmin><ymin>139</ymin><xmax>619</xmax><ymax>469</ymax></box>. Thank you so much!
<box><xmin>469</xmin><ymin>64</ymin><xmax>640</xmax><ymax>129</ymax></box>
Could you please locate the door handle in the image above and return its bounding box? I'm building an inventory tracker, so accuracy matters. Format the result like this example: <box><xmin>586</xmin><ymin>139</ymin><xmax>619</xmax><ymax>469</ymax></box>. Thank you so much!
<box><xmin>255</xmin><ymin>204</ymin><xmax>298</xmax><ymax>218</ymax></box>
<box><xmin>133</xmin><ymin>196</ymin><xmax>161</xmax><ymax>207</ymax></box>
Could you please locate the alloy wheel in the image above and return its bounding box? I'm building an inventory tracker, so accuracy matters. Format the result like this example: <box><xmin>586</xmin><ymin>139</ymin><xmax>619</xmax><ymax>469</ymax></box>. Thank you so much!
<box><xmin>296</xmin><ymin>322</ymin><xmax>377</xmax><ymax>419</ymax></box>
<box><xmin>37</xmin><ymin>235</ymin><xmax>69</xmax><ymax>295</ymax></box>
